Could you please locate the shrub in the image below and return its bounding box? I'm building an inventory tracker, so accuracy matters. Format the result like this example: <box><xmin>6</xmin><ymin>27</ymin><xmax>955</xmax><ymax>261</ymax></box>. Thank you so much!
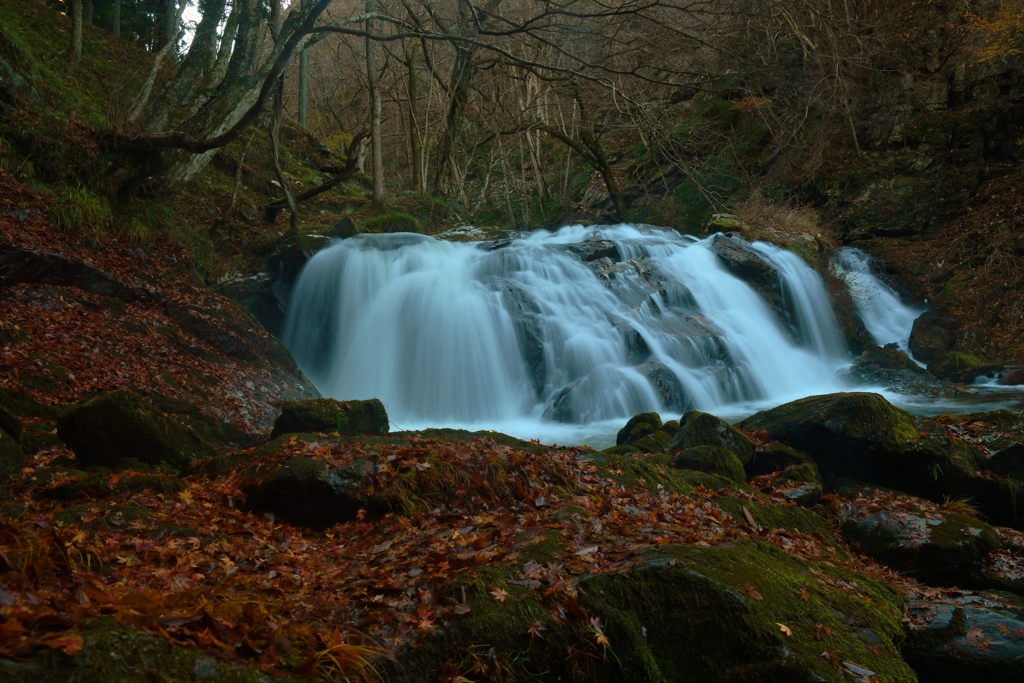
<box><xmin>360</xmin><ymin>212</ymin><xmax>421</xmax><ymax>234</ymax></box>
<box><xmin>47</xmin><ymin>186</ymin><xmax>111</xmax><ymax>246</ymax></box>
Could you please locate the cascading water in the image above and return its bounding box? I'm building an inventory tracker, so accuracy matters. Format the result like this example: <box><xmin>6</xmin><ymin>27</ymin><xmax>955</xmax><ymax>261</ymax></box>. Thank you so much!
<box><xmin>832</xmin><ymin>247</ymin><xmax>924</xmax><ymax>356</ymax></box>
<box><xmin>283</xmin><ymin>225</ymin><xmax>854</xmax><ymax>446</ymax></box>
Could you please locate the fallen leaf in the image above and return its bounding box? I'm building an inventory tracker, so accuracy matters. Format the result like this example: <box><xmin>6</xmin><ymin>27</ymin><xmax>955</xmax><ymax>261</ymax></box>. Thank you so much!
<box><xmin>490</xmin><ymin>588</ymin><xmax>508</xmax><ymax>603</ymax></box>
<box><xmin>744</xmin><ymin>583</ymin><xmax>763</xmax><ymax>600</ymax></box>
<box><xmin>527</xmin><ymin>620</ymin><xmax>547</xmax><ymax>639</ymax></box>
<box><xmin>777</xmin><ymin>623</ymin><xmax>793</xmax><ymax>637</ymax></box>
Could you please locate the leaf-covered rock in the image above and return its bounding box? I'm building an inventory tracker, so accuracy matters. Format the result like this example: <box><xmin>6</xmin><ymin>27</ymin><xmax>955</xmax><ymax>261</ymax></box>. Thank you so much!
<box><xmin>56</xmin><ymin>391</ymin><xmax>216</xmax><ymax>470</ymax></box>
<box><xmin>839</xmin><ymin>483</ymin><xmax>1000</xmax><ymax>585</ymax></box>
<box><xmin>0</xmin><ymin>404</ymin><xmax>21</xmax><ymax>443</ymax></box>
<box><xmin>271</xmin><ymin>398</ymin><xmax>389</xmax><ymax>438</ymax></box>
<box><xmin>0</xmin><ymin>427</ymin><xmax>23</xmax><ymax>483</ymax></box>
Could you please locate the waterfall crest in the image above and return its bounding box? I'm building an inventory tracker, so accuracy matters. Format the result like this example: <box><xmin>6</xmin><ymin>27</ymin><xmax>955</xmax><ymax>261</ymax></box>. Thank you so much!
<box><xmin>284</xmin><ymin>225</ymin><xmax>853</xmax><ymax>441</ymax></box>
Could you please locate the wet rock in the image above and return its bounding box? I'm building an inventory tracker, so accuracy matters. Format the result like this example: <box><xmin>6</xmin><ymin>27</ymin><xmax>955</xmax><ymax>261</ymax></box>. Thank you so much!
<box><xmin>637</xmin><ymin>359</ymin><xmax>688</xmax><ymax>412</ymax></box>
<box><xmin>242</xmin><ymin>456</ymin><xmax>382</xmax><ymax>529</ymax></box>
<box><xmin>854</xmin><ymin>343</ymin><xmax>924</xmax><ymax>373</ymax></box>
<box><xmin>673</xmin><ymin>445</ymin><xmax>746</xmax><ymax>483</ymax></box>
<box><xmin>746</xmin><ymin>442</ymin><xmax>815</xmax><ymax>477</ymax></box>
<box><xmin>998</xmin><ymin>367</ymin><xmax>1024</xmax><ymax>386</ymax></box>
<box><xmin>331</xmin><ymin>216</ymin><xmax>359</xmax><ymax>239</ymax></box>
<box><xmin>708</xmin><ymin>234</ymin><xmax>783</xmax><ymax>315</ymax></box>
<box><xmin>622</xmin><ymin>327</ymin><xmax>652</xmax><ymax>364</ymax></box>
<box><xmin>630</xmin><ymin>420</ymin><xmax>679</xmax><ymax>453</ymax></box>
<box><xmin>543</xmin><ymin>381</ymin><xmax>580</xmax><ymax>423</ymax></box>
<box><xmin>271</xmin><ymin>398</ymin><xmax>389</xmax><ymax>438</ymax></box>
<box><xmin>909</xmin><ymin>310</ymin><xmax>955</xmax><ymax>363</ymax></box>
<box><xmin>838</xmin><ymin>483</ymin><xmax>1000</xmax><ymax>585</ymax></box>
<box><xmin>903</xmin><ymin>593</ymin><xmax>1024</xmax><ymax>681</ymax></box>
<box><xmin>928</xmin><ymin>351</ymin><xmax>1004</xmax><ymax>383</ymax></box>
<box><xmin>501</xmin><ymin>285</ymin><xmax>546</xmax><ymax>399</ymax></box>
<box><xmin>56</xmin><ymin>391</ymin><xmax>217</xmax><ymax>471</ymax></box>
<box><xmin>564</xmin><ymin>239</ymin><xmax>621</xmax><ymax>262</ymax></box>
<box><xmin>983</xmin><ymin>443</ymin><xmax>1024</xmax><ymax>480</ymax></box>
<box><xmin>213</xmin><ymin>272</ymin><xmax>283</xmax><ymax>338</ymax></box>
<box><xmin>267</xmin><ymin>233</ymin><xmax>335</xmax><ymax>311</ymax></box>
<box><xmin>671</xmin><ymin>410</ymin><xmax>755</xmax><ymax>464</ymax></box>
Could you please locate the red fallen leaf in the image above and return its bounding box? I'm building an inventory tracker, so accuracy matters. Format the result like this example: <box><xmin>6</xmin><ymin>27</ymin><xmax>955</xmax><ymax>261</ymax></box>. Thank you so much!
<box><xmin>526</xmin><ymin>620</ymin><xmax>547</xmax><ymax>639</ymax></box>
<box><xmin>39</xmin><ymin>632</ymin><xmax>83</xmax><ymax>656</ymax></box>
<box><xmin>744</xmin><ymin>583</ymin><xmax>763</xmax><ymax>600</ymax></box>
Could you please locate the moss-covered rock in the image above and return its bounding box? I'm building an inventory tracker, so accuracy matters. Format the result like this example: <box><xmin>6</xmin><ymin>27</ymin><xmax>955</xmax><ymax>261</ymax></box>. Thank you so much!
<box><xmin>928</xmin><ymin>351</ymin><xmax>1003</xmax><ymax>383</ymax></box>
<box><xmin>854</xmin><ymin>343</ymin><xmax>925</xmax><ymax>374</ymax></box>
<box><xmin>672</xmin><ymin>445</ymin><xmax>746</xmax><ymax>483</ymax></box>
<box><xmin>839</xmin><ymin>483</ymin><xmax>1000</xmax><ymax>585</ymax></box>
<box><xmin>242</xmin><ymin>455</ymin><xmax>383</xmax><ymax>528</ymax></box>
<box><xmin>616</xmin><ymin>412</ymin><xmax>662</xmax><ymax>446</ymax></box>
<box><xmin>746</xmin><ymin>442</ymin><xmax>815</xmax><ymax>477</ymax></box>
<box><xmin>3</xmin><ymin>617</ymin><xmax>291</xmax><ymax>682</ymax></box>
<box><xmin>671</xmin><ymin>410</ymin><xmax>755</xmax><ymax>463</ymax></box>
<box><xmin>0</xmin><ymin>387</ymin><xmax>58</xmax><ymax>420</ymax></box>
<box><xmin>738</xmin><ymin>392</ymin><xmax>978</xmax><ymax>495</ymax></box>
<box><xmin>360</xmin><ymin>212</ymin><xmax>421</xmax><ymax>234</ymax></box>
<box><xmin>714</xmin><ymin>496</ymin><xmax>829</xmax><ymax>536</ymax></box>
<box><xmin>56</xmin><ymin>391</ymin><xmax>216</xmax><ymax>471</ymax></box>
<box><xmin>41</xmin><ymin>473</ymin><xmax>186</xmax><ymax>501</ymax></box>
<box><xmin>397</xmin><ymin>541</ymin><xmax>914</xmax><ymax>683</ymax></box>
<box><xmin>0</xmin><ymin>404</ymin><xmax>22</xmax><ymax>443</ymax></box>
<box><xmin>271</xmin><ymin>398</ymin><xmax>389</xmax><ymax>438</ymax></box>
<box><xmin>0</xmin><ymin>427</ymin><xmax>24</xmax><ymax>483</ymax></box>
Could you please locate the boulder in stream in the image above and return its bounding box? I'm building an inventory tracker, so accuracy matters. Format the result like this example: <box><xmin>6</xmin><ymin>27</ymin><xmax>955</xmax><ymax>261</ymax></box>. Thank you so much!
<box><xmin>908</xmin><ymin>310</ymin><xmax>955</xmax><ymax>363</ymax></box>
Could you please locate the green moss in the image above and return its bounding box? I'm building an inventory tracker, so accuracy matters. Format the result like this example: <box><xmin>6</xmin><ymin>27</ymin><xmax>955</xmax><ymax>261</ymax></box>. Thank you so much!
<box><xmin>677</xmin><ymin>470</ymin><xmax>738</xmax><ymax>491</ymax></box>
<box><xmin>271</xmin><ymin>398</ymin><xmax>389</xmax><ymax>438</ymax></box>
<box><xmin>0</xmin><ymin>428</ymin><xmax>24</xmax><ymax>483</ymax></box>
<box><xmin>360</xmin><ymin>212</ymin><xmax>421</xmax><ymax>234</ymax></box>
<box><xmin>673</xmin><ymin>411</ymin><xmax>755</xmax><ymax>463</ymax></box>
<box><xmin>591</xmin><ymin>452</ymin><xmax>696</xmax><ymax>495</ymax></box>
<box><xmin>673</xmin><ymin>445</ymin><xmax>746</xmax><ymax>483</ymax></box>
<box><xmin>8</xmin><ymin>617</ymin><xmax>291</xmax><ymax>682</ymax></box>
<box><xmin>576</xmin><ymin>541</ymin><xmax>914</xmax><ymax>682</ymax></box>
<box><xmin>713</xmin><ymin>496</ymin><xmax>829</xmax><ymax>537</ymax></box>
<box><xmin>517</xmin><ymin>528</ymin><xmax>566</xmax><ymax>565</ymax></box>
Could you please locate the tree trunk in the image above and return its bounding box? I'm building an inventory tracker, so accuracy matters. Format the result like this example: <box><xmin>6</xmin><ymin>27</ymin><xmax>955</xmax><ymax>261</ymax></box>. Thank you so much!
<box><xmin>365</xmin><ymin>0</ymin><xmax>384</xmax><ymax>206</ymax></box>
<box><xmin>432</xmin><ymin>46</ymin><xmax>474</xmax><ymax>195</ymax></box>
<box><xmin>298</xmin><ymin>48</ymin><xmax>309</xmax><ymax>126</ymax></box>
<box><xmin>112</xmin><ymin>0</ymin><xmax>121</xmax><ymax>37</ymax></box>
<box><xmin>69</xmin><ymin>0</ymin><xmax>82</xmax><ymax>72</ymax></box>
<box><xmin>164</xmin><ymin>0</ymin><xmax>177</xmax><ymax>49</ymax></box>
<box><xmin>84</xmin><ymin>0</ymin><xmax>93</xmax><ymax>24</ymax></box>
<box><xmin>405</xmin><ymin>44</ymin><xmax>423</xmax><ymax>194</ymax></box>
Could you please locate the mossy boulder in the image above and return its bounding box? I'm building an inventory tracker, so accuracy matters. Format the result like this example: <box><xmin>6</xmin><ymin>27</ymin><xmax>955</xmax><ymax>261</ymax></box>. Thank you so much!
<box><xmin>714</xmin><ymin>496</ymin><xmax>829</xmax><ymax>536</ymax></box>
<box><xmin>928</xmin><ymin>351</ymin><xmax>1003</xmax><ymax>383</ymax></box>
<box><xmin>42</xmin><ymin>473</ymin><xmax>186</xmax><ymax>501</ymax></box>
<box><xmin>903</xmin><ymin>594</ymin><xmax>1024</xmax><ymax>681</ymax></box>
<box><xmin>242</xmin><ymin>455</ymin><xmax>383</xmax><ymax>529</ymax></box>
<box><xmin>398</xmin><ymin>541</ymin><xmax>914</xmax><ymax>683</ymax></box>
<box><xmin>854</xmin><ymin>343</ymin><xmax>924</xmax><ymax>374</ymax></box>
<box><xmin>271</xmin><ymin>398</ymin><xmax>389</xmax><ymax>438</ymax></box>
<box><xmin>738</xmin><ymin>392</ymin><xmax>978</xmax><ymax>494</ymax></box>
<box><xmin>0</xmin><ymin>427</ymin><xmax>23</xmax><ymax>483</ymax></box>
<box><xmin>746</xmin><ymin>442</ymin><xmax>815</xmax><ymax>477</ymax></box>
<box><xmin>673</xmin><ymin>445</ymin><xmax>746</xmax><ymax>483</ymax></box>
<box><xmin>0</xmin><ymin>387</ymin><xmax>58</xmax><ymax>420</ymax></box>
<box><xmin>671</xmin><ymin>410</ymin><xmax>754</xmax><ymax>463</ymax></box>
<box><xmin>0</xmin><ymin>404</ymin><xmax>22</xmax><ymax>443</ymax></box>
<box><xmin>616</xmin><ymin>412</ymin><xmax>662</xmax><ymax>446</ymax></box>
<box><xmin>360</xmin><ymin>212</ymin><xmax>421</xmax><ymax>234</ymax></box>
<box><xmin>839</xmin><ymin>483</ymin><xmax>1000</xmax><ymax>584</ymax></box>
<box><xmin>56</xmin><ymin>391</ymin><xmax>216</xmax><ymax>471</ymax></box>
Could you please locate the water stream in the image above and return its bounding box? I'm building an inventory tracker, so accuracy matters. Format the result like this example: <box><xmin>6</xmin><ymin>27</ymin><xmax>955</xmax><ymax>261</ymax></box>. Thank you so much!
<box><xmin>282</xmin><ymin>225</ymin><xmax>1014</xmax><ymax>448</ymax></box>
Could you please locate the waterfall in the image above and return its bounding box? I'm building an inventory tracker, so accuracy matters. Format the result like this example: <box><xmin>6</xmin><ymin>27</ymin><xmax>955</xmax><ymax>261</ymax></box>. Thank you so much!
<box><xmin>832</xmin><ymin>247</ymin><xmax>924</xmax><ymax>356</ymax></box>
<box><xmin>283</xmin><ymin>225</ymin><xmax>853</xmax><ymax>444</ymax></box>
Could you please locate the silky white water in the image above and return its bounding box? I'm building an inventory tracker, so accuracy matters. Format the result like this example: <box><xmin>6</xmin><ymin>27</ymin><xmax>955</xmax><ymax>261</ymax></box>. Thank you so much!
<box><xmin>832</xmin><ymin>247</ymin><xmax>924</xmax><ymax>356</ymax></box>
<box><xmin>283</xmin><ymin>225</ymin><xmax>857</xmax><ymax>446</ymax></box>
